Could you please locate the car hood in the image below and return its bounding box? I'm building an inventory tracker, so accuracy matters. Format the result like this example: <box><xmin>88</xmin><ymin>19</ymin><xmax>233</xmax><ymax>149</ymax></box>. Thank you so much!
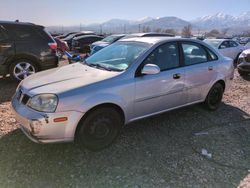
<box><xmin>21</xmin><ymin>63</ymin><xmax>121</xmax><ymax>94</ymax></box>
<box><xmin>242</xmin><ymin>49</ymin><xmax>250</xmax><ymax>54</ymax></box>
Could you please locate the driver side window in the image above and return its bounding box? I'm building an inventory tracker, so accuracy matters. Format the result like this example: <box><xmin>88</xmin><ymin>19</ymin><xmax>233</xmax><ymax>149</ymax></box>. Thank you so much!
<box><xmin>143</xmin><ymin>42</ymin><xmax>180</xmax><ymax>71</ymax></box>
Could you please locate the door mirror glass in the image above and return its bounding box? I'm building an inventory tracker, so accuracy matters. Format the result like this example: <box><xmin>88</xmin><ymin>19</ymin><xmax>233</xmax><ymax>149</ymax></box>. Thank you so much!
<box><xmin>141</xmin><ymin>64</ymin><xmax>160</xmax><ymax>75</ymax></box>
<box><xmin>219</xmin><ymin>45</ymin><xmax>226</xmax><ymax>49</ymax></box>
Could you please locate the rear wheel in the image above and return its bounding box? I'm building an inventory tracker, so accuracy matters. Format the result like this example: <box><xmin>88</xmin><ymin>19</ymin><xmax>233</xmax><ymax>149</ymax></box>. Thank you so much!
<box><xmin>204</xmin><ymin>83</ymin><xmax>224</xmax><ymax>111</ymax></box>
<box><xmin>76</xmin><ymin>107</ymin><xmax>123</xmax><ymax>151</ymax></box>
<box><xmin>9</xmin><ymin>59</ymin><xmax>38</xmax><ymax>81</ymax></box>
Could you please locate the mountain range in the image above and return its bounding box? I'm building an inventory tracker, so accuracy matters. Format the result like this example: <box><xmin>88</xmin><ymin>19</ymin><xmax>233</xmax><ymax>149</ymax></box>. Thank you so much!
<box><xmin>47</xmin><ymin>12</ymin><xmax>250</xmax><ymax>34</ymax></box>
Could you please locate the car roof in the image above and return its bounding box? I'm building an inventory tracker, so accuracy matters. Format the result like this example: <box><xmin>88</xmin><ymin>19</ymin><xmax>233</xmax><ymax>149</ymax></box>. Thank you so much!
<box><xmin>0</xmin><ymin>20</ymin><xmax>37</xmax><ymax>26</ymax></box>
<box><xmin>119</xmin><ymin>36</ymin><xmax>202</xmax><ymax>45</ymax></box>
<box><xmin>109</xmin><ymin>34</ymin><xmax>126</xmax><ymax>37</ymax></box>
<box><xmin>126</xmin><ymin>32</ymin><xmax>174</xmax><ymax>37</ymax></box>
<box><xmin>204</xmin><ymin>38</ymin><xmax>229</xmax><ymax>42</ymax></box>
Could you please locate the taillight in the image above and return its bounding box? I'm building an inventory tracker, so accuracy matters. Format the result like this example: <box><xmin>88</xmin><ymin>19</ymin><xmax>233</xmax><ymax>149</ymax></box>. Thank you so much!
<box><xmin>48</xmin><ymin>42</ymin><xmax>57</xmax><ymax>50</ymax></box>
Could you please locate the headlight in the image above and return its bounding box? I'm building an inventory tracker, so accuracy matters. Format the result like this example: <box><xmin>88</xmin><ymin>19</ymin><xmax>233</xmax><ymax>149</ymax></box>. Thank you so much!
<box><xmin>239</xmin><ymin>53</ymin><xmax>247</xmax><ymax>59</ymax></box>
<box><xmin>27</xmin><ymin>94</ymin><xmax>58</xmax><ymax>112</ymax></box>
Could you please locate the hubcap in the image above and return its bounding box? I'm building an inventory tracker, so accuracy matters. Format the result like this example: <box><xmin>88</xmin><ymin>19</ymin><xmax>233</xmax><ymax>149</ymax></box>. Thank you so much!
<box><xmin>88</xmin><ymin>117</ymin><xmax>112</xmax><ymax>139</ymax></box>
<box><xmin>13</xmin><ymin>62</ymin><xmax>35</xmax><ymax>80</ymax></box>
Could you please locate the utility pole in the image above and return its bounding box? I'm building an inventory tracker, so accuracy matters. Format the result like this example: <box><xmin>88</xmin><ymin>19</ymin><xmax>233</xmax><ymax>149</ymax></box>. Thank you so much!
<box><xmin>80</xmin><ymin>23</ymin><xmax>82</xmax><ymax>31</ymax></box>
<box><xmin>100</xmin><ymin>24</ymin><xmax>103</xmax><ymax>35</ymax></box>
<box><xmin>123</xmin><ymin>24</ymin><xmax>126</xmax><ymax>34</ymax></box>
<box><xmin>138</xmin><ymin>24</ymin><xmax>141</xmax><ymax>32</ymax></box>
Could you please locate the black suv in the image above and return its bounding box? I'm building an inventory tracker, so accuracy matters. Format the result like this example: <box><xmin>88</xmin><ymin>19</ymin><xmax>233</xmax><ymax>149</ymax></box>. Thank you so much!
<box><xmin>0</xmin><ymin>21</ymin><xmax>58</xmax><ymax>80</ymax></box>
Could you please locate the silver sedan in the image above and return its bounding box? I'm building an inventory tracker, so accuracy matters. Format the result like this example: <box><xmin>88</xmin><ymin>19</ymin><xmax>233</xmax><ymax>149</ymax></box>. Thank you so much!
<box><xmin>12</xmin><ymin>37</ymin><xmax>234</xmax><ymax>150</ymax></box>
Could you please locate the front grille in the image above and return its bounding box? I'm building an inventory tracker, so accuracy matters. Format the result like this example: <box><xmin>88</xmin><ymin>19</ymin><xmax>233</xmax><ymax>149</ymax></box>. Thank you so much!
<box><xmin>22</xmin><ymin>94</ymin><xmax>30</xmax><ymax>105</ymax></box>
<box><xmin>16</xmin><ymin>89</ymin><xmax>31</xmax><ymax>105</ymax></box>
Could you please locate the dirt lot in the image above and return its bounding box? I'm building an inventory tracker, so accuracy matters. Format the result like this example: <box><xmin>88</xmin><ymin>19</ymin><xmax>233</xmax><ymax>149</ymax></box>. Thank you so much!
<box><xmin>0</xmin><ymin>63</ymin><xmax>250</xmax><ymax>187</ymax></box>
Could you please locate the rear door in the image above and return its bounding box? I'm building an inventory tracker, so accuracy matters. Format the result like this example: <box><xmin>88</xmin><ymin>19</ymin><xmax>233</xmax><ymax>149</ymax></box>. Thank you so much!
<box><xmin>0</xmin><ymin>25</ymin><xmax>15</xmax><ymax>72</ymax></box>
<box><xmin>229</xmin><ymin>40</ymin><xmax>242</xmax><ymax>59</ymax></box>
<box><xmin>181</xmin><ymin>41</ymin><xmax>218</xmax><ymax>103</ymax></box>
<box><xmin>134</xmin><ymin>42</ymin><xmax>186</xmax><ymax>118</ymax></box>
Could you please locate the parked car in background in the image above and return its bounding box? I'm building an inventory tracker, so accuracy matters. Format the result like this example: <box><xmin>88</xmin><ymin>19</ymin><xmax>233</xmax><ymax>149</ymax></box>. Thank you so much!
<box><xmin>244</xmin><ymin>42</ymin><xmax>250</xmax><ymax>50</ymax></box>
<box><xmin>0</xmin><ymin>21</ymin><xmax>58</xmax><ymax>81</ymax></box>
<box><xmin>62</xmin><ymin>31</ymin><xmax>95</xmax><ymax>50</ymax></box>
<box><xmin>237</xmin><ymin>49</ymin><xmax>250</xmax><ymax>76</ymax></box>
<box><xmin>90</xmin><ymin>33</ymin><xmax>175</xmax><ymax>55</ymax></box>
<box><xmin>54</xmin><ymin>38</ymin><xmax>69</xmax><ymax>59</ymax></box>
<box><xmin>204</xmin><ymin>39</ymin><xmax>244</xmax><ymax>65</ymax></box>
<box><xmin>12</xmin><ymin>37</ymin><xmax>234</xmax><ymax>151</ymax></box>
<box><xmin>239</xmin><ymin>37</ymin><xmax>250</xmax><ymax>45</ymax></box>
<box><xmin>90</xmin><ymin>34</ymin><xmax>126</xmax><ymax>55</ymax></box>
<box><xmin>72</xmin><ymin>35</ymin><xmax>103</xmax><ymax>53</ymax></box>
<box><xmin>56</xmin><ymin>32</ymin><xmax>78</xmax><ymax>40</ymax></box>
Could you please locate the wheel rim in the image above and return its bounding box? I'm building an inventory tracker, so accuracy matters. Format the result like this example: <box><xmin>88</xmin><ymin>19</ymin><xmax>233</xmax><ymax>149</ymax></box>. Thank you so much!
<box><xmin>209</xmin><ymin>87</ymin><xmax>222</xmax><ymax>106</ymax></box>
<box><xmin>13</xmin><ymin>62</ymin><xmax>35</xmax><ymax>80</ymax></box>
<box><xmin>87</xmin><ymin>116</ymin><xmax>112</xmax><ymax>139</ymax></box>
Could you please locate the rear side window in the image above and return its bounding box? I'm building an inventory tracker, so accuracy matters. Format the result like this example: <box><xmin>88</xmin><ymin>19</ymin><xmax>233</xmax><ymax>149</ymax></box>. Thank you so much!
<box><xmin>143</xmin><ymin>42</ymin><xmax>180</xmax><ymax>71</ymax></box>
<box><xmin>14</xmin><ymin>26</ymin><xmax>35</xmax><ymax>39</ymax></box>
<box><xmin>182</xmin><ymin>43</ymin><xmax>208</xmax><ymax>66</ymax></box>
<box><xmin>229</xmin><ymin>41</ymin><xmax>238</xmax><ymax>47</ymax></box>
<box><xmin>206</xmin><ymin>48</ymin><xmax>218</xmax><ymax>61</ymax></box>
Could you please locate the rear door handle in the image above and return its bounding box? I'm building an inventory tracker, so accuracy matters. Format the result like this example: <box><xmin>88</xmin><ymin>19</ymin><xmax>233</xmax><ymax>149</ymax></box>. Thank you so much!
<box><xmin>208</xmin><ymin>66</ymin><xmax>213</xmax><ymax>71</ymax></box>
<box><xmin>173</xmin><ymin>73</ymin><xmax>181</xmax><ymax>79</ymax></box>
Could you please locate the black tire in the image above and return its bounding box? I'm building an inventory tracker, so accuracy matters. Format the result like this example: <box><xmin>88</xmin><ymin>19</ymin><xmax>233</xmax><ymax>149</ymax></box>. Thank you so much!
<box><xmin>238</xmin><ymin>69</ymin><xmax>249</xmax><ymax>77</ymax></box>
<box><xmin>234</xmin><ymin>53</ymin><xmax>241</xmax><ymax>68</ymax></box>
<box><xmin>204</xmin><ymin>83</ymin><xmax>224</xmax><ymax>111</ymax></box>
<box><xmin>9</xmin><ymin>59</ymin><xmax>39</xmax><ymax>81</ymax></box>
<box><xmin>76</xmin><ymin>107</ymin><xmax>123</xmax><ymax>151</ymax></box>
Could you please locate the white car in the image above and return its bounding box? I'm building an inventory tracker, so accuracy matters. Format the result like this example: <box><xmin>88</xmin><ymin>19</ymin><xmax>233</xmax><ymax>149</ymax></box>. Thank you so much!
<box><xmin>244</xmin><ymin>42</ymin><xmax>250</xmax><ymax>50</ymax></box>
<box><xmin>204</xmin><ymin>39</ymin><xmax>244</xmax><ymax>64</ymax></box>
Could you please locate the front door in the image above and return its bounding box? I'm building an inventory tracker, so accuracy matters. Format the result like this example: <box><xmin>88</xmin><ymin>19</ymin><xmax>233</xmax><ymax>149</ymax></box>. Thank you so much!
<box><xmin>134</xmin><ymin>42</ymin><xmax>186</xmax><ymax>119</ymax></box>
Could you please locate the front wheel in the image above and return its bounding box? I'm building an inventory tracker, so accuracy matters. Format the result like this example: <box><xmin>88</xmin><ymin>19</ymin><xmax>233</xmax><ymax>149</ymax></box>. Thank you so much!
<box><xmin>204</xmin><ymin>83</ymin><xmax>224</xmax><ymax>111</ymax></box>
<box><xmin>76</xmin><ymin>107</ymin><xmax>123</xmax><ymax>151</ymax></box>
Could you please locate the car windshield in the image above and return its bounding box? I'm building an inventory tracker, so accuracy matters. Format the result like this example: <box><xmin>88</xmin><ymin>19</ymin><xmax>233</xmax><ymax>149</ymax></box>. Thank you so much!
<box><xmin>102</xmin><ymin>35</ymin><xmax>122</xmax><ymax>43</ymax></box>
<box><xmin>204</xmin><ymin>40</ymin><xmax>222</xmax><ymax>48</ymax></box>
<box><xmin>85</xmin><ymin>42</ymin><xmax>150</xmax><ymax>71</ymax></box>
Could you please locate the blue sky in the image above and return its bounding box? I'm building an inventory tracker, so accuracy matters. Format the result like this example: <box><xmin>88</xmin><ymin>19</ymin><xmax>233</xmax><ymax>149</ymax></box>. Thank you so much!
<box><xmin>0</xmin><ymin>0</ymin><xmax>249</xmax><ymax>26</ymax></box>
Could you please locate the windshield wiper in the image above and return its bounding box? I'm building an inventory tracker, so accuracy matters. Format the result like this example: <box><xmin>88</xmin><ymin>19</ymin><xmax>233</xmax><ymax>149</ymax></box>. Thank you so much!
<box><xmin>87</xmin><ymin>63</ymin><xmax>123</xmax><ymax>72</ymax></box>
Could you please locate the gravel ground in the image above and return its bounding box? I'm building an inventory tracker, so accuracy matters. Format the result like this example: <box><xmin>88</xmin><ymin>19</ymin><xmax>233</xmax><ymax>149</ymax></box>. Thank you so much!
<box><xmin>0</xmin><ymin>64</ymin><xmax>250</xmax><ymax>188</ymax></box>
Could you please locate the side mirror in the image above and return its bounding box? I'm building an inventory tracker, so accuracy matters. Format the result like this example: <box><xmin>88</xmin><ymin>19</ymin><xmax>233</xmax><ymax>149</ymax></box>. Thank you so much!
<box><xmin>220</xmin><ymin>45</ymin><xmax>226</xmax><ymax>49</ymax></box>
<box><xmin>141</xmin><ymin>64</ymin><xmax>160</xmax><ymax>75</ymax></box>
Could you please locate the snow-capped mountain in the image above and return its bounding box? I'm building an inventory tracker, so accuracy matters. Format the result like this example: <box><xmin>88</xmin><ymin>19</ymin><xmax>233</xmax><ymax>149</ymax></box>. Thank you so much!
<box><xmin>192</xmin><ymin>12</ymin><xmax>250</xmax><ymax>29</ymax></box>
<box><xmin>47</xmin><ymin>12</ymin><xmax>250</xmax><ymax>34</ymax></box>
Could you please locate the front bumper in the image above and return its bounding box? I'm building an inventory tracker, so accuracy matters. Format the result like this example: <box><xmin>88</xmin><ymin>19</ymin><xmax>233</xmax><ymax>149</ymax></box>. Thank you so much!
<box><xmin>11</xmin><ymin>95</ymin><xmax>84</xmax><ymax>143</ymax></box>
<box><xmin>238</xmin><ymin>62</ymin><xmax>250</xmax><ymax>73</ymax></box>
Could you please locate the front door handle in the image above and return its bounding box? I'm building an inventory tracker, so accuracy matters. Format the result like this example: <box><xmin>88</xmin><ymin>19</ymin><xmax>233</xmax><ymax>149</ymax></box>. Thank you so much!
<box><xmin>0</xmin><ymin>44</ymin><xmax>12</xmax><ymax>48</ymax></box>
<box><xmin>208</xmin><ymin>66</ymin><xmax>213</xmax><ymax>71</ymax></box>
<box><xmin>173</xmin><ymin>73</ymin><xmax>181</xmax><ymax>79</ymax></box>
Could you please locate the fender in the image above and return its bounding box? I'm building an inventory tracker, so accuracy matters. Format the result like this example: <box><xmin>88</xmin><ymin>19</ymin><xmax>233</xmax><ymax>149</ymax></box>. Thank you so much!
<box><xmin>76</xmin><ymin>92</ymin><xmax>130</xmax><ymax>121</ymax></box>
